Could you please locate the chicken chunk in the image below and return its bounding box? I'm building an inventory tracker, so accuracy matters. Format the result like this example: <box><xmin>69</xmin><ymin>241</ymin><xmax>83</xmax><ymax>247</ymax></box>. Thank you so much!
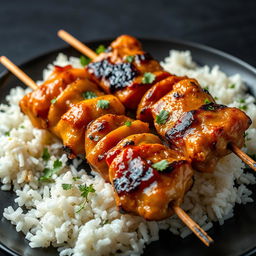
<box><xmin>52</xmin><ymin>95</ymin><xmax>125</xmax><ymax>156</ymax></box>
<box><xmin>108</xmin><ymin>144</ymin><xmax>193</xmax><ymax>220</ymax></box>
<box><xmin>87</xmin><ymin>35</ymin><xmax>169</xmax><ymax>109</ymax></box>
<box><xmin>20</xmin><ymin>65</ymin><xmax>86</xmax><ymax>129</ymax></box>
<box><xmin>48</xmin><ymin>78</ymin><xmax>103</xmax><ymax>128</ymax></box>
<box><xmin>86</xmin><ymin>119</ymin><xmax>149</xmax><ymax>181</ymax></box>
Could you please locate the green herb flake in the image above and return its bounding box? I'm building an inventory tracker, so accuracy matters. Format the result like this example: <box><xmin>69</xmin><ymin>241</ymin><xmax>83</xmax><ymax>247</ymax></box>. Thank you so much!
<box><xmin>62</xmin><ymin>184</ymin><xmax>72</xmax><ymax>190</ymax></box>
<box><xmin>204</xmin><ymin>98</ymin><xmax>211</xmax><ymax>104</ymax></box>
<box><xmin>152</xmin><ymin>160</ymin><xmax>169</xmax><ymax>171</ymax></box>
<box><xmin>214</xmin><ymin>96</ymin><xmax>218</xmax><ymax>100</ymax></box>
<box><xmin>39</xmin><ymin>159</ymin><xmax>63</xmax><ymax>182</ymax></box>
<box><xmin>125</xmin><ymin>121</ymin><xmax>132</xmax><ymax>127</ymax></box>
<box><xmin>204</xmin><ymin>86</ymin><xmax>209</xmax><ymax>92</ymax></box>
<box><xmin>51</xmin><ymin>98</ymin><xmax>57</xmax><ymax>104</ymax></box>
<box><xmin>125</xmin><ymin>55</ymin><xmax>134</xmax><ymax>63</ymax></box>
<box><xmin>80</xmin><ymin>55</ymin><xmax>91</xmax><ymax>67</ymax></box>
<box><xmin>101</xmin><ymin>219</ymin><xmax>109</xmax><ymax>225</ymax></box>
<box><xmin>239</xmin><ymin>99</ymin><xmax>245</xmax><ymax>103</ymax></box>
<box><xmin>97</xmin><ymin>99</ymin><xmax>109</xmax><ymax>109</ymax></box>
<box><xmin>96</xmin><ymin>45</ymin><xmax>106</xmax><ymax>54</ymax></box>
<box><xmin>229</xmin><ymin>84</ymin><xmax>236</xmax><ymax>89</ymax></box>
<box><xmin>42</xmin><ymin>148</ymin><xmax>50</xmax><ymax>161</ymax></box>
<box><xmin>79</xmin><ymin>184</ymin><xmax>95</xmax><ymax>200</ymax></box>
<box><xmin>4</xmin><ymin>131</ymin><xmax>10</xmax><ymax>136</ymax></box>
<box><xmin>82</xmin><ymin>91</ymin><xmax>97</xmax><ymax>99</ymax></box>
<box><xmin>142</xmin><ymin>72</ymin><xmax>156</xmax><ymax>84</ymax></box>
<box><xmin>239</xmin><ymin>105</ymin><xmax>248</xmax><ymax>111</ymax></box>
<box><xmin>156</xmin><ymin>110</ymin><xmax>169</xmax><ymax>125</ymax></box>
<box><xmin>20</xmin><ymin>125</ymin><xmax>25</xmax><ymax>129</ymax></box>
<box><xmin>72</xmin><ymin>176</ymin><xmax>81</xmax><ymax>181</ymax></box>
<box><xmin>76</xmin><ymin>200</ymin><xmax>86</xmax><ymax>213</ymax></box>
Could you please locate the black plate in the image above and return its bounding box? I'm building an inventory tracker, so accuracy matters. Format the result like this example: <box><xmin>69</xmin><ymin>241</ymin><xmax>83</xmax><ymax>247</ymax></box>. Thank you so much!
<box><xmin>0</xmin><ymin>38</ymin><xmax>256</xmax><ymax>256</ymax></box>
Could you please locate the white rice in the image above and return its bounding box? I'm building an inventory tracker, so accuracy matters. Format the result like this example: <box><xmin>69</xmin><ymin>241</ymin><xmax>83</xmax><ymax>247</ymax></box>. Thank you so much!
<box><xmin>1</xmin><ymin>51</ymin><xmax>255</xmax><ymax>256</ymax></box>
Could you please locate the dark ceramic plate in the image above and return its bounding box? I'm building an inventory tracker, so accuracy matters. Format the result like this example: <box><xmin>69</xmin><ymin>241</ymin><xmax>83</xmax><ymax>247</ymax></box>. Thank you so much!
<box><xmin>0</xmin><ymin>38</ymin><xmax>256</xmax><ymax>256</ymax></box>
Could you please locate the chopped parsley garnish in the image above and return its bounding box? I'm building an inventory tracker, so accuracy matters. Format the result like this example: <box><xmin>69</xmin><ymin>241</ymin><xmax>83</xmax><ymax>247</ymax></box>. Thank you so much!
<box><xmin>97</xmin><ymin>99</ymin><xmax>109</xmax><ymax>109</ymax></box>
<box><xmin>125</xmin><ymin>121</ymin><xmax>132</xmax><ymax>127</ymax></box>
<box><xmin>62</xmin><ymin>184</ymin><xmax>72</xmax><ymax>190</ymax></box>
<box><xmin>156</xmin><ymin>110</ymin><xmax>169</xmax><ymax>125</ymax></box>
<box><xmin>51</xmin><ymin>98</ymin><xmax>57</xmax><ymax>104</ymax></box>
<box><xmin>204</xmin><ymin>98</ymin><xmax>211</xmax><ymax>104</ymax></box>
<box><xmin>80</xmin><ymin>55</ymin><xmax>91</xmax><ymax>66</ymax></box>
<box><xmin>205</xmin><ymin>104</ymin><xmax>215</xmax><ymax>110</ymax></box>
<box><xmin>101</xmin><ymin>219</ymin><xmax>109</xmax><ymax>226</ymax></box>
<box><xmin>72</xmin><ymin>176</ymin><xmax>81</xmax><ymax>181</ymax></box>
<box><xmin>4</xmin><ymin>131</ymin><xmax>10</xmax><ymax>136</ymax></box>
<box><xmin>229</xmin><ymin>84</ymin><xmax>235</xmax><ymax>89</ymax></box>
<box><xmin>204</xmin><ymin>86</ymin><xmax>209</xmax><ymax>92</ymax></box>
<box><xmin>214</xmin><ymin>96</ymin><xmax>218</xmax><ymax>100</ymax></box>
<box><xmin>142</xmin><ymin>72</ymin><xmax>156</xmax><ymax>84</ymax></box>
<box><xmin>152</xmin><ymin>160</ymin><xmax>169</xmax><ymax>171</ymax></box>
<box><xmin>82</xmin><ymin>91</ymin><xmax>97</xmax><ymax>99</ymax></box>
<box><xmin>239</xmin><ymin>99</ymin><xmax>245</xmax><ymax>103</ymax></box>
<box><xmin>76</xmin><ymin>184</ymin><xmax>96</xmax><ymax>213</ymax></box>
<box><xmin>96</xmin><ymin>45</ymin><xmax>106</xmax><ymax>54</ymax></box>
<box><xmin>20</xmin><ymin>125</ymin><xmax>25</xmax><ymax>129</ymax></box>
<box><xmin>42</xmin><ymin>148</ymin><xmax>50</xmax><ymax>161</ymax></box>
<box><xmin>239</xmin><ymin>105</ymin><xmax>248</xmax><ymax>111</ymax></box>
<box><xmin>39</xmin><ymin>159</ymin><xmax>63</xmax><ymax>182</ymax></box>
<box><xmin>125</xmin><ymin>55</ymin><xmax>134</xmax><ymax>63</ymax></box>
<box><xmin>79</xmin><ymin>184</ymin><xmax>95</xmax><ymax>200</ymax></box>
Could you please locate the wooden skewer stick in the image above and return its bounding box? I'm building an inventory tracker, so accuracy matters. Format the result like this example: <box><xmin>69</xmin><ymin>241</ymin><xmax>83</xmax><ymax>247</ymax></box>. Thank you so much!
<box><xmin>0</xmin><ymin>56</ymin><xmax>38</xmax><ymax>90</ymax></box>
<box><xmin>58</xmin><ymin>30</ymin><xmax>98</xmax><ymax>60</ymax></box>
<box><xmin>173</xmin><ymin>206</ymin><xmax>213</xmax><ymax>246</ymax></box>
<box><xmin>230</xmin><ymin>144</ymin><xmax>256</xmax><ymax>171</ymax></box>
<box><xmin>0</xmin><ymin>56</ymin><xmax>213</xmax><ymax>247</ymax></box>
<box><xmin>57</xmin><ymin>30</ymin><xmax>256</xmax><ymax>173</ymax></box>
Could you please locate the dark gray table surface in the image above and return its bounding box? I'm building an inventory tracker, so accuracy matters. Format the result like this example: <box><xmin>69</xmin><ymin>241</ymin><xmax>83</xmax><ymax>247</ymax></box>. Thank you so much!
<box><xmin>0</xmin><ymin>0</ymin><xmax>256</xmax><ymax>255</ymax></box>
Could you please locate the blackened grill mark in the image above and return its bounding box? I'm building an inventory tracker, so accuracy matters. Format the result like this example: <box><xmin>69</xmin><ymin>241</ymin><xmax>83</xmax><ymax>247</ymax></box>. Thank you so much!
<box><xmin>166</xmin><ymin>103</ymin><xmax>228</xmax><ymax>142</ymax></box>
<box><xmin>173</xmin><ymin>92</ymin><xmax>183</xmax><ymax>98</ymax></box>
<box><xmin>123</xmin><ymin>140</ymin><xmax>135</xmax><ymax>147</ymax></box>
<box><xmin>134</xmin><ymin>53</ymin><xmax>153</xmax><ymax>63</ymax></box>
<box><xmin>200</xmin><ymin>103</ymin><xmax>227</xmax><ymax>111</ymax></box>
<box><xmin>166</xmin><ymin>111</ymin><xmax>196</xmax><ymax>141</ymax></box>
<box><xmin>113</xmin><ymin>156</ymin><xmax>156</xmax><ymax>195</ymax></box>
<box><xmin>87</xmin><ymin>59</ymin><xmax>138</xmax><ymax>92</ymax></box>
<box><xmin>96</xmin><ymin>122</ymin><xmax>106</xmax><ymax>131</ymax></box>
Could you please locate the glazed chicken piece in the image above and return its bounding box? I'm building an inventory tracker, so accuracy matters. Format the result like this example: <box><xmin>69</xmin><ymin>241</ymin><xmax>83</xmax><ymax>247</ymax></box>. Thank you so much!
<box><xmin>149</xmin><ymin>78</ymin><xmax>251</xmax><ymax>172</ymax></box>
<box><xmin>48</xmin><ymin>78</ymin><xmax>103</xmax><ymax>128</ymax></box>
<box><xmin>87</xmin><ymin>35</ymin><xmax>170</xmax><ymax>109</ymax></box>
<box><xmin>137</xmin><ymin>75</ymin><xmax>185</xmax><ymax>122</ymax></box>
<box><xmin>86</xmin><ymin>115</ymin><xmax>149</xmax><ymax>181</ymax></box>
<box><xmin>20</xmin><ymin>65</ymin><xmax>87</xmax><ymax>129</ymax></box>
<box><xmin>52</xmin><ymin>95</ymin><xmax>125</xmax><ymax>157</ymax></box>
<box><xmin>151</xmin><ymin>78</ymin><xmax>215</xmax><ymax>136</ymax></box>
<box><xmin>106</xmin><ymin>144</ymin><xmax>193</xmax><ymax>220</ymax></box>
<box><xmin>165</xmin><ymin>103</ymin><xmax>251</xmax><ymax>172</ymax></box>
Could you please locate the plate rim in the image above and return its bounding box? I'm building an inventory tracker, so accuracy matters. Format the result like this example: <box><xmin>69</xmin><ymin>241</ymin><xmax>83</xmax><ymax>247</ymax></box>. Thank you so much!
<box><xmin>0</xmin><ymin>37</ymin><xmax>256</xmax><ymax>256</ymax></box>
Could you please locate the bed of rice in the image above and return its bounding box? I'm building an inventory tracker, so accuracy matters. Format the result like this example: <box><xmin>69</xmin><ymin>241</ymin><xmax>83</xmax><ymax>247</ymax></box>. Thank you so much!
<box><xmin>0</xmin><ymin>51</ymin><xmax>256</xmax><ymax>256</ymax></box>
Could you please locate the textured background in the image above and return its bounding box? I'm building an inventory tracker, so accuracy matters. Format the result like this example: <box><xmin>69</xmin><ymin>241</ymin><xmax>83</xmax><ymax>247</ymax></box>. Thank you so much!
<box><xmin>0</xmin><ymin>0</ymin><xmax>256</xmax><ymax>73</ymax></box>
<box><xmin>0</xmin><ymin>0</ymin><xmax>256</xmax><ymax>255</ymax></box>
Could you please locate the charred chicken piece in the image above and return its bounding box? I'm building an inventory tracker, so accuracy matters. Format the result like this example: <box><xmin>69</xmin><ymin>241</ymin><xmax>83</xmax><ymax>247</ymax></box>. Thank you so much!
<box><xmin>52</xmin><ymin>95</ymin><xmax>125</xmax><ymax>157</ymax></box>
<box><xmin>86</xmin><ymin>115</ymin><xmax>149</xmax><ymax>181</ymax></box>
<box><xmin>87</xmin><ymin>35</ymin><xmax>169</xmax><ymax>109</ymax></box>
<box><xmin>107</xmin><ymin>144</ymin><xmax>193</xmax><ymax>220</ymax></box>
<box><xmin>165</xmin><ymin>103</ymin><xmax>252</xmax><ymax>172</ymax></box>
<box><xmin>20</xmin><ymin>65</ymin><xmax>87</xmax><ymax>129</ymax></box>
<box><xmin>137</xmin><ymin>75</ymin><xmax>186</xmax><ymax>122</ymax></box>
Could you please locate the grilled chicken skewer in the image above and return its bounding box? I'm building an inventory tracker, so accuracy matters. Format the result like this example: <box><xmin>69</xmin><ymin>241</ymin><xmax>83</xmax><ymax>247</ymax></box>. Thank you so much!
<box><xmin>0</xmin><ymin>57</ymin><xmax>213</xmax><ymax>246</ymax></box>
<box><xmin>57</xmin><ymin>31</ymin><xmax>256</xmax><ymax>173</ymax></box>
